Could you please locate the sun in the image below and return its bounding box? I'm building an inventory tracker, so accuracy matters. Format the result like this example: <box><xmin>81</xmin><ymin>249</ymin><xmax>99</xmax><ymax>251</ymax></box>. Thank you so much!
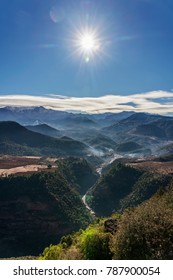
<box><xmin>74</xmin><ymin>28</ymin><xmax>101</xmax><ymax>63</ymax></box>
<box><xmin>79</xmin><ymin>33</ymin><xmax>98</xmax><ymax>53</ymax></box>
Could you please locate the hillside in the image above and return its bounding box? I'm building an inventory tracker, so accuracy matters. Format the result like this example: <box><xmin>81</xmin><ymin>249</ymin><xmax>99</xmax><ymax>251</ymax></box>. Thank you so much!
<box><xmin>26</xmin><ymin>124</ymin><xmax>61</xmax><ymax>138</ymax></box>
<box><xmin>102</xmin><ymin>112</ymin><xmax>165</xmax><ymax>135</ymax></box>
<box><xmin>0</xmin><ymin>171</ymin><xmax>92</xmax><ymax>258</ymax></box>
<box><xmin>0</xmin><ymin>121</ymin><xmax>88</xmax><ymax>157</ymax></box>
<box><xmin>133</xmin><ymin>120</ymin><xmax>173</xmax><ymax>140</ymax></box>
<box><xmin>85</xmin><ymin>134</ymin><xmax>116</xmax><ymax>151</ymax></box>
<box><xmin>100</xmin><ymin>113</ymin><xmax>173</xmax><ymax>157</ymax></box>
<box><xmin>87</xmin><ymin>111</ymin><xmax>134</xmax><ymax>127</ymax></box>
<box><xmin>87</xmin><ymin>162</ymin><xmax>172</xmax><ymax>216</ymax></box>
<box><xmin>39</xmin><ymin>185</ymin><xmax>173</xmax><ymax>260</ymax></box>
<box><xmin>56</xmin><ymin>157</ymin><xmax>99</xmax><ymax>195</ymax></box>
<box><xmin>87</xmin><ymin>163</ymin><xmax>142</xmax><ymax>216</ymax></box>
<box><xmin>116</xmin><ymin>141</ymin><xmax>142</xmax><ymax>153</ymax></box>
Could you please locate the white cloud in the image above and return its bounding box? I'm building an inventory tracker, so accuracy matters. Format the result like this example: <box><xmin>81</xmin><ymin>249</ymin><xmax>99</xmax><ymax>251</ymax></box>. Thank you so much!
<box><xmin>0</xmin><ymin>90</ymin><xmax>173</xmax><ymax>115</ymax></box>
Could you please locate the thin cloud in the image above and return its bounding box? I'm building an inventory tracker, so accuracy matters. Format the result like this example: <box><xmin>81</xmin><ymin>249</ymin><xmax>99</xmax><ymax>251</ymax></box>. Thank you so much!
<box><xmin>0</xmin><ymin>91</ymin><xmax>173</xmax><ymax>115</ymax></box>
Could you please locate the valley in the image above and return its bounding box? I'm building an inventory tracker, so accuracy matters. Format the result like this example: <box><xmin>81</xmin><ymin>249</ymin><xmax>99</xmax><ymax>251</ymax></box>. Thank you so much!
<box><xmin>0</xmin><ymin>107</ymin><xmax>173</xmax><ymax>259</ymax></box>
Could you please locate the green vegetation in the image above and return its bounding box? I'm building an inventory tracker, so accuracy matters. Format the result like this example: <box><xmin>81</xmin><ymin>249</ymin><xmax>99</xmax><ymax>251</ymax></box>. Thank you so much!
<box><xmin>0</xmin><ymin>142</ymin><xmax>40</xmax><ymax>156</ymax></box>
<box><xmin>56</xmin><ymin>157</ymin><xmax>98</xmax><ymax>195</ymax></box>
<box><xmin>88</xmin><ymin>163</ymin><xmax>143</xmax><ymax>216</ymax></box>
<box><xmin>39</xmin><ymin>215</ymin><xmax>119</xmax><ymax>260</ymax></box>
<box><xmin>112</xmin><ymin>188</ymin><xmax>173</xmax><ymax>259</ymax></box>
<box><xmin>0</xmin><ymin>170</ymin><xmax>92</xmax><ymax>258</ymax></box>
<box><xmin>39</xmin><ymin>187</ymin><xmax>173</xmax><ymax>260</ymax></box>
<box><xmin>120</xmin><ymin>172</ymin><xmax>171</xmax><ymax>210</ymax></box>
<box><xmin>1</xmin><ymin>154</ymin><xmax>173</xmax><ymax>260</ymax></box>
<box><xmin>87</xmin><ymin>163</ymin><xmax>171</xmax><ymax>216</ymax></box>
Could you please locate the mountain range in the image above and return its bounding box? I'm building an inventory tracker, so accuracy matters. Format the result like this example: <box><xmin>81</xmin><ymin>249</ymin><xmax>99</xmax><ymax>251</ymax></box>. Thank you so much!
<box><xmin>0</xmin><ymin>121</ymin><xmax>88</xmax><ymax>157</ymax></box>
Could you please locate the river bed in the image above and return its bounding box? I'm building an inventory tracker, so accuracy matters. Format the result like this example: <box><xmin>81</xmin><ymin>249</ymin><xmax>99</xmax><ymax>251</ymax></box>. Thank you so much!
<box><xmin>82</xmin><ymin>153</ymin><xmax>123</xmax><ymax>216</ymax></box>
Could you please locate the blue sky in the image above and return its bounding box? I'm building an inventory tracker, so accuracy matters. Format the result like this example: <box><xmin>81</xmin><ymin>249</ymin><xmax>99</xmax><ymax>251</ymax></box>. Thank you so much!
<box><xmin>0</xmin><ymin>0</ymin><xmax>173</xmax><ymax>113</ymax></box>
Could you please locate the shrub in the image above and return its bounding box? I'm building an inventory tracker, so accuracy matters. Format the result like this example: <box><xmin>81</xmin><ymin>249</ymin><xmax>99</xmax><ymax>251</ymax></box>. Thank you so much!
<box><xmin>79</xmin><ymin>226</ymin><xmax>113</xmax><ymax>260</ymax></box>
<box><xmin>39</xmin><ymin>244</ymin><xmax>64</xmax><ymax>260</ymax></box>
<box><xmin>111</xmin><ymin>190</ymin><xmax>173</xmax><ymax>259</ymax></box>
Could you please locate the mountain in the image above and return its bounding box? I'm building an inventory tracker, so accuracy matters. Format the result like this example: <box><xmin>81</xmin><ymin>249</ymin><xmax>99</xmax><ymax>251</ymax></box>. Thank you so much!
<box><xmin>116</xmin><ymin>141</ymin><xmax>142</xmax><ymax>153</ymax></box>
<box><xmin>0</xmin><ymin>121</ymin><xmax>88</xmax><ymax>157</ymax></box>
<box><xmin>102</xmin><ymin>112</ymin><xmax>172</xmax><ymax>135</ymax></box>
<box><xmin>1</xmin><ymin>108</ymin><xmax>173</xmax><ymax>159</ymax></box>
<box><xmin>0</xmin><ymin>171</ymin><xmax>92</xmax><ymax>258</ymax></box>
<box><xmin>133</xmin><ymin>119</ymin><xmax>173</xmax><ymax>140</ymax></box>
<box><xmin>86</xmin><ymin>111</ymin><xmax>134</xmax><ymax>127</ymax></box>
<box><xmin>0</xmin><ymin>106</ymin><xmax>97</xmax><ymax>128</ymax></box>
<box><xmin>0</xmin><ymin>106</ymin><xmax>63</xmax><ymax>121</ymax></box>
<box><xmin>100</xmin><ymin>112</ymin><xmax>173</xmax><ymax>157</ymax></box>
<box><xmin>0</xmin><ymin>106</ymin><xmax>133</xmax><ymax>127</ymax></box>
<box><xmin>121</xmin><ymin>112</ymin><xmax>171</xmax><ymax>127</ymax></box>
<box><xmin>59</xmin><ymin>114</ymin><xmax>97</xmax><ymax>128</ymax></box>
<box><xmin>84</xmin><ymin>134</ymin><xmax>117</xmax><ymax>153</ymax></box>
<box><xmin>26</xmin><ymin>124</ymin><xmax>61</xmax><ymax>138</ymax></box>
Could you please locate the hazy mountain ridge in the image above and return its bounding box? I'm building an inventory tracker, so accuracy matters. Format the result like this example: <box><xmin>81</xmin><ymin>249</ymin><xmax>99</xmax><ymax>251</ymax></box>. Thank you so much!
<box><xmin>0</xmin><ymin>106</ymin><xmax>97</xmax><ymax>128</ymax></box>
<box><xmin>102</xmin><ymin>112</ymin><xmax>172</xmax><ymax>135</ymax></box>
<box><xmin>1</xmin><ymin>106</ymin><xmax>173</xmax><ymax>158</ymax></box>
<box><xmin>100</xmin><ymin>112</ymin><xmax>173</xmax><ymax>157</ymax></box>
<box><xmin>1</xmin><ymin>107</ymin><xmax>173</xmax><ymax>161</ymax></box>
<box><xmin>0</xmin><ymin>121</ymin><xmax>88</xmax><ymax>157</ymax></box>
<box><xmin>26</xmin><ymin>124</ymin><xmax>61</xmax><ymax>138</ymax></box>
<box><xmin>133</xmin><ymin>119</ymin><xmax>173</xmax><ymax>140</ymax></box>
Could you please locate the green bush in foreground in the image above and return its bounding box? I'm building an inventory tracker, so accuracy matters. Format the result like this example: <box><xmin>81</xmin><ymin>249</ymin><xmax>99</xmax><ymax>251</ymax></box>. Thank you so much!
<box><xmin>80</xmin><ymin>226</ymin><xmax>112</xmax><ymax>260</ymax></box>
<box><xmin>111</xmin><ymin>189</ymin><xmax>173</xmax><ymax>259</ymax></box>
<box><xmin>39</xmin><ymin>219</ymin><xmax>114</xmax><ymax>260</ymax></box>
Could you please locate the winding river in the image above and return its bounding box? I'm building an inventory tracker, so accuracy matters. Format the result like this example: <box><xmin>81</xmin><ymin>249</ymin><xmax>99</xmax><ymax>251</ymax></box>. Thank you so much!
<box><xmin>82</xmin><ymin>153</ymin><xmax>123</xmax><ymax>216</ymax></box>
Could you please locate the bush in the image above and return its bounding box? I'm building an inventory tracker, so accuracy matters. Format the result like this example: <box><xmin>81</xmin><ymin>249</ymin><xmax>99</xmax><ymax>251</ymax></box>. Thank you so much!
<box><xmin>39</xmin><ymin>243</ymin><xmax>83</xmax><ymax>260</ymax></box>
<box><xmin>39</xmin><ymin>245</ymin><xmax>64</xmax><ymax>260</ymax></box>
<box><xmin>111</xmin><ymin>190</ymin><xmax>173</xmax><ymax>259</ymax></box>
<box><xmin>79</xmin><ymin>226</ymin><xmax>113</xmax><ymax>260</ymax></box>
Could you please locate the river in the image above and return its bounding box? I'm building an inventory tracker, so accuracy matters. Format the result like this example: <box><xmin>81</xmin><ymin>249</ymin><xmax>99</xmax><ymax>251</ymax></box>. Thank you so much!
<box><xmin>82</xmin><ymin>153</ymin><xmax>123</xmax><ymax>216</ymax></box>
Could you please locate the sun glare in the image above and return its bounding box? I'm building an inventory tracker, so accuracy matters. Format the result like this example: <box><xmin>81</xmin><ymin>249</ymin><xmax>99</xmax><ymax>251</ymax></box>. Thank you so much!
<box><xmin>80</xmin><ymin>33</ymin><xmax>98</xmax><ymax>53</ymax></box>
<box><xmin>74</xmin><ymin>28</ymin><xmax>101</xmax><ymax>63</ymax></box>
